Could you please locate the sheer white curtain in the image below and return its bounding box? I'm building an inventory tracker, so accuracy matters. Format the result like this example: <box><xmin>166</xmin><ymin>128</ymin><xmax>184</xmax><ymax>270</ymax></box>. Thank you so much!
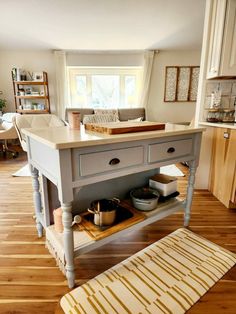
<box><xmin>54</xmin><ymin>50</ymin><xmax>67</xmax><ymax>119</ymax></box>
<box><xmin>139</xmin><ymin>50</ymin><xmax>156</xmax><ymax>109</ymax></box>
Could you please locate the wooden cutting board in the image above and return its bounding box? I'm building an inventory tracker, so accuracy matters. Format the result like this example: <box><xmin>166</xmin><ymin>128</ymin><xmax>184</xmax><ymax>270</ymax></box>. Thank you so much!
<box><xmin>78</xmin><ymin>202</ymin><xmax>145</xmax><ymax>240</ymax></box>
<box><xmin>85</xmin><ymin>121</ymin><xmax>165</xmax><ymax>134</ymax></box>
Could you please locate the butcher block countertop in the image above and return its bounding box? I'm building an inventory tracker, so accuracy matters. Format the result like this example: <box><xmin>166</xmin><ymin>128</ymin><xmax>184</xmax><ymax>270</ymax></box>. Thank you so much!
<box><xmin>84</xmin><ymin>121</ymin><xmax>165</xmax><ymax>134</ymax></box>
<box><xmin>22</xmin><ymin>122</ymin><xmax>205</xmax><ymax>150</ymax></box>
<box><xmin>199</xmin><ymin>121</ymin><xmax>236</xmax><ymax>129</ymax></box>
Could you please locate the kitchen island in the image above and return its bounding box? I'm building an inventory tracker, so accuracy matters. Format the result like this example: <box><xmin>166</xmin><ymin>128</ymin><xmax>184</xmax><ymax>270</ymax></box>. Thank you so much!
<box><xmin>23</xmin><ymin>123</ymin><xmax>204</xmax><ymax>288</ymax></box>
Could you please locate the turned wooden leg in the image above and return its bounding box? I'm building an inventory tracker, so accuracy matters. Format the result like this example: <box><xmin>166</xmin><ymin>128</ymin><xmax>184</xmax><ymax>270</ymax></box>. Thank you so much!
<box><xmin>184</xmin><ymin>161</ymin><xmax>197</xmax><ymax>227</ymax></box>
<box><xmin>31</xmin><ymin>167</ymin><xmax>43</xmax><ymax>237</ymax></box>
<box><xmin>61</xmin><ymin>202</ymin><xmax>75</xmax><ymax>288</ymax></box>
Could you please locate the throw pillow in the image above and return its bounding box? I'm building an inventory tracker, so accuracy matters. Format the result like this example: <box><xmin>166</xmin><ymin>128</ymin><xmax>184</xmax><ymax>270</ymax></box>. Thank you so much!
<box><xmin>83</xmin><ymin>114</ymin><xmax>119</xmax><ymax>124</ymax></box>
<box><xmin>94</xmin><ymin>108</ymin><xmax>119</xmax><ymax>120</ymax></box>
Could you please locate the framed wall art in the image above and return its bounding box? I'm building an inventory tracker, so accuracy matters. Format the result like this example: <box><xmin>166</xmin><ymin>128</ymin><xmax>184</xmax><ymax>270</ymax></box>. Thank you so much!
<box><xmin>164</xmin><ymin>66</ymin><xmax>200</xmax><ymax>102</ymax></box>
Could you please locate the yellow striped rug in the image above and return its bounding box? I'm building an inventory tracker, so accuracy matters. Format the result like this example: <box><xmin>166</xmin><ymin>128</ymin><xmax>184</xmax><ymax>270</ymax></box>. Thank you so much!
<box><xmin>60</xmin><ymin>228</ymin><xmax>236</xmax><ymax>314</ymax></box>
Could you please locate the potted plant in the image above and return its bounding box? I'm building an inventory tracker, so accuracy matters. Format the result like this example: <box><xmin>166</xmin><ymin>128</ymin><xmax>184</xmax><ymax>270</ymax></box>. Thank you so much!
<box><xmin>0</xmin><ymin>98</ymin><xmax>7</xmax><ymax>115</ymax></box>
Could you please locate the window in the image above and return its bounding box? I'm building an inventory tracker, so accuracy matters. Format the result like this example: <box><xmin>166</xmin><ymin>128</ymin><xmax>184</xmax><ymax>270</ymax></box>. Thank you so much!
<box><xmin>67</xmin><ymin>67</ymin><xmax>143</xmax><ymax>108</ymax></box>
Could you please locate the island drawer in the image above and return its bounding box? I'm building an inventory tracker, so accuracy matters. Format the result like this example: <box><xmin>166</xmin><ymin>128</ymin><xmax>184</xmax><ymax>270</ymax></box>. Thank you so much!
<box><xmin>148</xmin><ymin>138</ymin><xmax>192</xmax><ymax>163</ymax></box>
<box><xmin>79</xmin><ymin>146</ymin><xmax>144</xmax><ymax>176</ymax></box>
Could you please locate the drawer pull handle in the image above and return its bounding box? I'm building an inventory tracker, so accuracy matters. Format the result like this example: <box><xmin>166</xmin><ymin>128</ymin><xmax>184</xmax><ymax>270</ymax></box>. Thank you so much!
<box><xmin>167</xmin><ymin>147</ymin><xmax>175</xmax><ymax>153</ymax></box>
<box><xmin>109</xmin><ymin>158</ymin><xmax>120</xmax><ymax>165</ymax></box>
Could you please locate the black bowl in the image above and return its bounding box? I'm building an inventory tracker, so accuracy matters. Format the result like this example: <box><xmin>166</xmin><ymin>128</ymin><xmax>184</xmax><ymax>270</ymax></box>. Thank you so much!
<box><xmin>130</xmin><ymin>187</ymin><xmax>160</xmax><ymax>200</ymax></box>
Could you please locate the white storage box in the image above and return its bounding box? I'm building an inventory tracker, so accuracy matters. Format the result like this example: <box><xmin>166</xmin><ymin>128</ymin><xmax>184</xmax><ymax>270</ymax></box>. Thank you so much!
<box><xmin>149</xmin><ymin>174</ymin><xmax>177</xmax><ymax>196</ymax></box>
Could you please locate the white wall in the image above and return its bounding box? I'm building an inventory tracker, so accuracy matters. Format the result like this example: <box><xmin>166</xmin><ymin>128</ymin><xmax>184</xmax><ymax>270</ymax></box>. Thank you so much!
<box><xmin>147</xmin><ymin>50</ymin><xmax>201</xmax><ymax>123</ymax></box>
<box><xmin>0</xmin><ymin>50</ymin><xmax>57</xmax><ymax>113</ymax></box>
<box><xmin>67</xmin><ymin>51</ymin><xmax>144</xmax><ymax>67</ymax></box>
<box><xmin>0</xmin><ymin>50</ymin><xmax>144</xmax><ymax>114</ymax></box>
<box><xmin>0</xmin><ymin>49</ymin><xmax>201</xmax><ymax>122</ymax></box>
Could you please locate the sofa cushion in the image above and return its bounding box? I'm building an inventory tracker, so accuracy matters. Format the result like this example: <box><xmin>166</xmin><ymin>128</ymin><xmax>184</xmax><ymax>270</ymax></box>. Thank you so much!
<box><xmin>65</xmin><ymin>107</ymin><xmax>146</xmax><ymax>123</ymax></box>
<box><xmin>118</xmin><ymin>108</ymin><xmax>145</xmax><ymax>121</ymax></box>
<box><xmin>128</xmin><ymin>117</ymin><xmax>144</xmax><ymax>122</ymax></box>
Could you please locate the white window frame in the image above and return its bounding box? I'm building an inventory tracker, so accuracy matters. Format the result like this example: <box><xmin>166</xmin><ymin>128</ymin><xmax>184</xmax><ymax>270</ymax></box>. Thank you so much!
<box><xmin>67</xmin><ymin>66</ymin><xmax>143</xmax><ymax>108</ymax></box>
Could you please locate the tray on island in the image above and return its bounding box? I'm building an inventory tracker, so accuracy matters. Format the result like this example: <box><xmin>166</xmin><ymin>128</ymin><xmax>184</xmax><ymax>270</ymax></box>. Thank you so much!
<box><xmin>78</xmin><ymin>202</ymin><xmax>145</xmax><ymax>240</ymax></box>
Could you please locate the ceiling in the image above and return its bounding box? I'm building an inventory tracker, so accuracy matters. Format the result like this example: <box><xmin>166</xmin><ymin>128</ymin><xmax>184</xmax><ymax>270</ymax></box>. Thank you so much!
<box><xmin>0</xmin><ymin>0</ymin><xmax>206</xmax><ymax>51</ymax></box>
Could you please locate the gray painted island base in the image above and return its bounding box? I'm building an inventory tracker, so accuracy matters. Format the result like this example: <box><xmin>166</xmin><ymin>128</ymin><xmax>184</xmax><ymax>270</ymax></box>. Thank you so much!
<box><xmin>23</xmin><ymin>124</ymin><xmax>204</xmax><ymax>288</ymax></box>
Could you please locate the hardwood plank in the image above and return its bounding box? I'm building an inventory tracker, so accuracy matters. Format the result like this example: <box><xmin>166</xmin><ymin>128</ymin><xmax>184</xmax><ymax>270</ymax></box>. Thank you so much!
<box><xmin>0</xmin><ymin>243</ymin><xmax>47</xmax><ymax>255</ymax></box>
<box><xmin>0</xmin><ymin>302</ymin><xmax>57</xmax><ymax>314</ymax></box>
<box><xmin>0</xmin><ymin>267</ymin><xmax>66</xmax><ymax>282</ymax></box>
<box><xmin>0</xmin><ymin>257</ymin><xmax>57</xmax><ymax>267</ymax></box>
<box><xmin>0</xmin><ymin>285</ymin><xmax>69</xmax><ymax>299</ymax></box>
<box><xmin>187</xmin><ymin>281</ymin><xmax>236</xmax><ymax>314</ymax></box>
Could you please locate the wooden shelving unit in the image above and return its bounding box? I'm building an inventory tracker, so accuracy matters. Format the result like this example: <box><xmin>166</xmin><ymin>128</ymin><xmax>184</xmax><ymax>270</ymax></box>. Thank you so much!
<box><xmin>12</xmin><ymin>71</ymin><xmax>50</xmax><ymax>114</ymax></box>
<box><xmin>16</xmin><ymin>109</ymin><xmax>49</xmax><ymax>114</ymax></box>
<box><xmin>15</xmin><ymin>96</ymin><xmax>48</xmax><ymax>99</ymax></box>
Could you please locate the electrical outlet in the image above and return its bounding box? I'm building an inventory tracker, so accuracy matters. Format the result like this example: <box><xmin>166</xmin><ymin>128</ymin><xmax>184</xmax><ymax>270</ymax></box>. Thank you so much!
<box><xmin>224</xmin><ymin>132</ymin><xmax>230</xmax><ymax>139</ymax></box>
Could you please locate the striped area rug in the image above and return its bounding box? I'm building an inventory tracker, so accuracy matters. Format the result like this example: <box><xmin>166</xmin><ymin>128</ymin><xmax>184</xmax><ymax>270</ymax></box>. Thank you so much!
<box><xmin>60</xmin><ymin>228</ymin><xmax>236</xmax><ymax>314</ymax></box>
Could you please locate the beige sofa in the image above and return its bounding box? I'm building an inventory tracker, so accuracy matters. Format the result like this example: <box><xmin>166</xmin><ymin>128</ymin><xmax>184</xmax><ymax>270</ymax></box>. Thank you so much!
<box><xmin>65</xmin><ymin>107</ymin><xmax>146</xmax><ymax>123</ymax></box>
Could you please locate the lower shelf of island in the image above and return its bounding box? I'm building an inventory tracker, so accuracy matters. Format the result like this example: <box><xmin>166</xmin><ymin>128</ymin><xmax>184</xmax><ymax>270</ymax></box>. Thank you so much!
<box><xmin>45</xmin><ymin>197</ymin><xmax>184</xmax><ymax>270</ymax></box>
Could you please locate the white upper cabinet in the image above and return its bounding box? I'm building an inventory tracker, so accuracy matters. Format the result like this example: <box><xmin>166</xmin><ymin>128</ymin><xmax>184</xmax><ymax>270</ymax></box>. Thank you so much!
<box><xmin>207</xmin><ymin>0</ymin><xmax>236</xmax><ymax>78</ymax></box>
<box><xmin>221</xmin><ymin>0</ymin><xmax>236</xmax><ymax>76</ymax></box>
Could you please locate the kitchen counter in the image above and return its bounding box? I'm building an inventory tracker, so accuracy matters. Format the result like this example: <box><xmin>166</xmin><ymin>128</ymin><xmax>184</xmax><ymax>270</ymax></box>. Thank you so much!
<box><xmin>22</xmin><ymin>122</ymin><xmax>205</xmax><ymax>149</ymax></box>
<box><xmin>199</xmin><ymin>121</ymin><xmax>236</xmax><ymax>129</ymax></box>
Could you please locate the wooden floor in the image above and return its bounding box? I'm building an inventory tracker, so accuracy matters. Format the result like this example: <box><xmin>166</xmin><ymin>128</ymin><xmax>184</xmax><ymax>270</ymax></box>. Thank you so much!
<box><xmin>0</xmin><ymin>148</ymin><xmax>236</xmax><ymax>314</ymax></box>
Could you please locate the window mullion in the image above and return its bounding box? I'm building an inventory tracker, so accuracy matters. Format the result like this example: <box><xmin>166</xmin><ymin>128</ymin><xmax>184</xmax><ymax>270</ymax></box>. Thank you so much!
<box><xmin>87</xmin><ymin>74</ymin><xmax>92</xmax><ymax>107</ymax></box>
<box><xmin>120</xmin><ymin>74</ymin><xmax>125</xmax><ymax>108</ymax></box>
